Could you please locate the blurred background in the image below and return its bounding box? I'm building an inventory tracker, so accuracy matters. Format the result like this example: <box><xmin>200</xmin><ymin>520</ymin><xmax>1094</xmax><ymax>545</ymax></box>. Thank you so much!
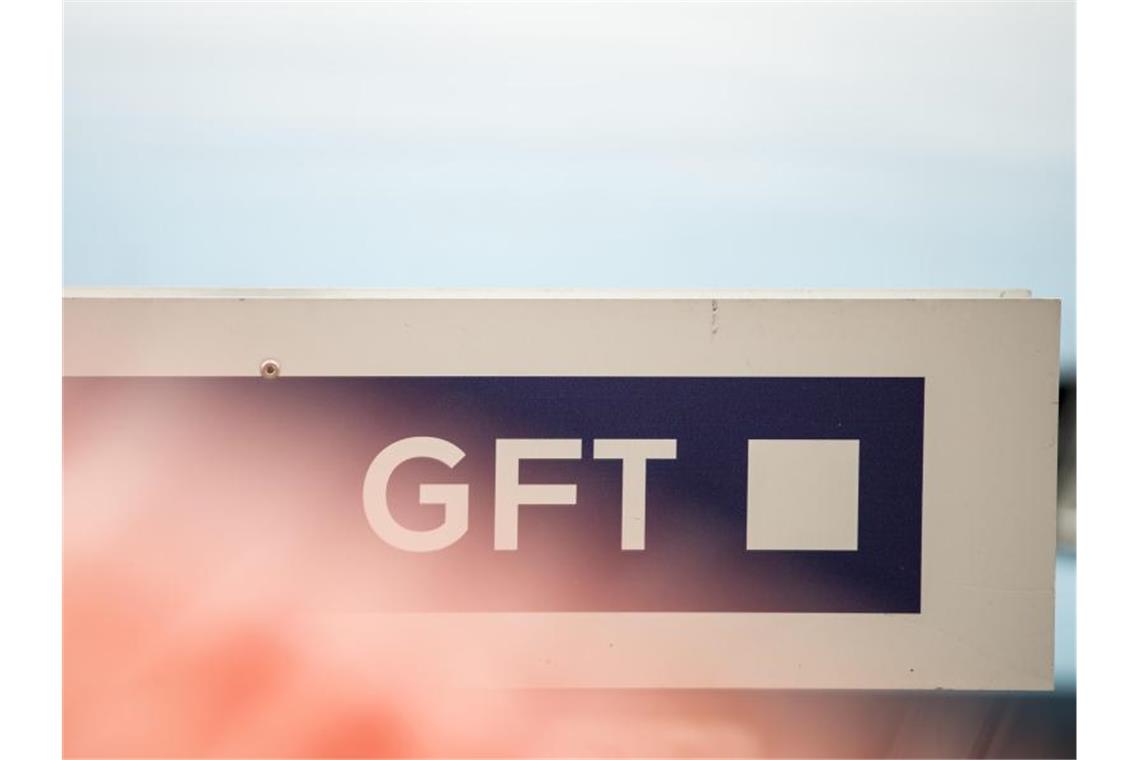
<box><xmin>63</xmin><ymin>1</ymin><xmax>1075</xmax><ymax>756</ymax></box>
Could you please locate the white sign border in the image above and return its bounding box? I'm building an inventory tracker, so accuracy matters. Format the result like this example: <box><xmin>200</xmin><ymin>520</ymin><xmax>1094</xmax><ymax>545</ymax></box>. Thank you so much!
<box><xmin>63</xmin><ymin>290</ymin><xmax>1059</xmax><ymax>690</ymax></box>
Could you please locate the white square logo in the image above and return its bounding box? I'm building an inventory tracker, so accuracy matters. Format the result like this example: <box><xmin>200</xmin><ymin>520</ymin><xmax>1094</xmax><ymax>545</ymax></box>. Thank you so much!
<box><xmin>746</xmin><ymin>439</ymin><xmax>860</xmax><ymax>551</ymax></box>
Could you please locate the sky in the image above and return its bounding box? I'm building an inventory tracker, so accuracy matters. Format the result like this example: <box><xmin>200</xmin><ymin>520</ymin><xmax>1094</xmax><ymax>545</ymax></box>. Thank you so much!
<box><xmin>64</xmin><ymin>1</ymin><xmax>1075</xmax><ymax>369</ymax></box>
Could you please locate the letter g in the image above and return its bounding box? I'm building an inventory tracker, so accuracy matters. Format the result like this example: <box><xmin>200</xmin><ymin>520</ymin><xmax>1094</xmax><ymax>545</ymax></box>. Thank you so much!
<box><xmin>363</xmin><ymin>436</ymin><xmax>468</xmax><ymax>552</ymax></box>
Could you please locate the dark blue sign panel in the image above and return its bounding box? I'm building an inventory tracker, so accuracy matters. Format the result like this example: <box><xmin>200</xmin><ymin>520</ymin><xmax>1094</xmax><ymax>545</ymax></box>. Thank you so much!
<box><xmin>66</xmin><ymin>377</ymin><xmax>924</xmax><ymax>613</ymax></box>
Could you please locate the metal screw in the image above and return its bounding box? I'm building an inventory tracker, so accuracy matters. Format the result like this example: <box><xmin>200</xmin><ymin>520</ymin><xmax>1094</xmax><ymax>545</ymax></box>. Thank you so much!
<box><xmin>259</xmin><ymin>359</ymin><xmax>281</xmax><ymax>379</ymax></box>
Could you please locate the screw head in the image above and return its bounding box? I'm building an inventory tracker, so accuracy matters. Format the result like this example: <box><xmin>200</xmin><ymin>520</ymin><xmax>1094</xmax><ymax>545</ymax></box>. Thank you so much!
<box><xmin>259</xmin><ymin>359</ymin><xmax>281</xmax><ymax>379</ymax></box>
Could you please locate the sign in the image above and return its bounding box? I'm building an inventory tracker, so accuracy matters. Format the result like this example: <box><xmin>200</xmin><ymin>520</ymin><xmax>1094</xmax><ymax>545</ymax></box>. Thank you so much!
<box><xmin>63</xmin><ymin>291</ymin><xmax>1060</xmax><ymax>690</ymax></box>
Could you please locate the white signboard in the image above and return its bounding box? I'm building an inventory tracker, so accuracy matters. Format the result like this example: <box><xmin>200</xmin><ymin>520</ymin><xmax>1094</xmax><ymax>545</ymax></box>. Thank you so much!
<box><xmin>63</xmin><ymin>290</ymin><xmax>1059</xmax><ymax>691</ymax></box>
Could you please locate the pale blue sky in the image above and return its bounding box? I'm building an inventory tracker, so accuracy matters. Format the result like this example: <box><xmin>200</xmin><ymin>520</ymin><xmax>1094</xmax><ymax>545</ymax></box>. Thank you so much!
<box><xmin>64</xmin><ymin>1</ymin><xmax>1075</xmax><ymax>369</ymax></box>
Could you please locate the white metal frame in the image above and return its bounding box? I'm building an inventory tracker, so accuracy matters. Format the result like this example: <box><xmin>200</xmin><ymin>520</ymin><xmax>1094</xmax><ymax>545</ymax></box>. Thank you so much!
<box><xmin>63</xmin><ymin>289</ymin><xmax>1059</xmax><ymax>690</ymax></box>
